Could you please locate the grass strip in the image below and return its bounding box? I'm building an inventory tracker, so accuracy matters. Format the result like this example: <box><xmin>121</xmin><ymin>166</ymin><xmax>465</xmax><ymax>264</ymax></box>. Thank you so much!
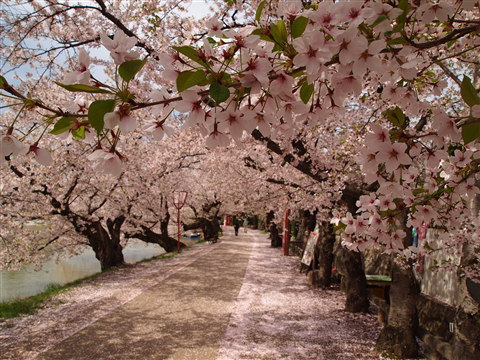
<box><xmin>0</xmin><ymin>250</ymin><xmax>184</xmax><ymax>320</ymax></box>
<box><xmin>0</xmin><ymin>271</ymin><xmax>109</xmax><ymax>320</ymax></box>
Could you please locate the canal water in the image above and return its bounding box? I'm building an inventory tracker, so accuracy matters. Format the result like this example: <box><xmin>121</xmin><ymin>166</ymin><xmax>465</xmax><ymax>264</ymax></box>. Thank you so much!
<box><xmin>0</xmin><ymin>241</ymin><xmax>165</xmax><ymax>303</ymax></box>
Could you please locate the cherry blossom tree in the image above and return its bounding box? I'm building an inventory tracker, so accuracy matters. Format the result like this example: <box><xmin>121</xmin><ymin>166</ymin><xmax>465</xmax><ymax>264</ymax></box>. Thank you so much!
<box><xmin>2</xmin><ymin>0</ymin><xmax>480</xmax><ymax>357</ymax></box>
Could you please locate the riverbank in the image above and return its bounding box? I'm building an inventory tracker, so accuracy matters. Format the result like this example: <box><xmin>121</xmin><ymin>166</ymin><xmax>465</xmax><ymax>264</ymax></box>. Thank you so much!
<box><xmin>0</xmin><ymin>238</ymin><xmax>218</xmax><ymax>359</ymax></box>
<box><xmin>0</xmin><ymin>250</ymin><xmax>176</xmax><ymax>320</ymax></box>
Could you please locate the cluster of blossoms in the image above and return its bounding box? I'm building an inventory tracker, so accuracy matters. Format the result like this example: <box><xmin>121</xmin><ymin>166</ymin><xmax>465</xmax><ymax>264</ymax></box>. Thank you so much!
<box><xmin>337</xmin><ymin>116</ymin><xmax>480</xmax><ymax>260</ymax></box>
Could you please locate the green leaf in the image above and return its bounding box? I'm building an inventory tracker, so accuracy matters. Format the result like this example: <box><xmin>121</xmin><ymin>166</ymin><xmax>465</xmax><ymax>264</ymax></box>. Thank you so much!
<box><xmin>277</xmin><ymin>20</ymin><xmax>287</xmax><ymax>41</ymax></box>
<box><xmin>209</xmin><ymin>82</ymin><xmax>230</xmax><ymax>104</ymax></box>
<box><xmin>176</xmin><ymin>70</ymin><xmax>207</xmax><ymax>92</ymax></box>
<box><xmin>118</xmin><ymin>59</ymin><xmax>147</xmax><ymax>82</ymax></box>
<box><xmin>252</xmin><ymin>28</ymin><xmax>273</xmax><ymax>42</ymax></box>
<box><xmin>72</xmin><ymin>126</ymin><xmax>85</xmax><ymax>140</ymax></box>
<box><xmin>334</xmin><ymin>222</ymin><xmax>346</xmax><ymax>233</ymax></box>
<box><xmin>462</xmin><ymin>120</ymin><xmax>480</xmax><ymax>144</ymax></box>
<box><xmin>54</xmin><ymin>82</ymin><xmax>112</xmax><ymax>94</ymax></box>
<box><xmin>0</xmin><ymin>75</ymin><xmax>6</xmax><ymax>89</ymax></box>
<box><xmin>270</xmin><ymin>20</ymin><xmax>287</xmax><ymax>45</ymax></box>
<box><xmin>172</xmin><ymin>46</ymin><xmax>208</xmax><ymax>67</ymax></box>
<box><xmin>412</xmin><ymin>188</ymin><xmax>427</xmax><ymax>196</ymax></box>
<box><xmin>88</xmin><ymin>99</ymin><xmax>116</xmax><ymax>134</ymax></box>
<box><xmin>49</xmin><ymin>117</ymin><xmax>74</xmax><ymax>135</ymax></box>
<box><xmin>272</xmin><ymin>43</ymin><xmax>283</xmax><ymax>52</ymax></box>
<box><xmin>372</xmin><ymin>14</ymin><xmax>388</xmax><ymax>28</ymax></box>
<box><xmin>387</xmin><ymin>36</ymin><xmax>410</xmax><ymax>45</ymax></box>
<box><xmin>398</xmin><ymin>0</ymin><xmax>409</xmax><ymax>11</ymax></box>
<box><xmin>461</xmin><ymin>76</ymin><xmax>480</xmax><ymax>107</ymax></box>
<box><xmin>292</xmin><ymin>16</ymin><xmax>308</xmax><ymax>39</ymax></box>
<box><xmin>255</xmin><ymin>0</ymin><xmax>266</xmax><ymax>23</ymax></box>
<box><xmin>393</xmin><ymin>0</ymin><xmax>410</xmax><ymax>32</ymax></box>
<box><xmin>300</xmin><ymin>82</ymin><xmax>314</xmax><ymax>104</ymax></box>
<box><xmin>384</xmin><ymin>106</ymin><xmax>405</xmax><ymax>127</ymax></box>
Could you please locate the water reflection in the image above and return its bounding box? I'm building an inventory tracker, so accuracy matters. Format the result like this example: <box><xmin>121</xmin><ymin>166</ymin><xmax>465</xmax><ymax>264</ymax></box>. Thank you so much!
<box><xmin>0</xmin><ymin>241</ymin><xmax>165</xmax><ymax>303</ymax></box>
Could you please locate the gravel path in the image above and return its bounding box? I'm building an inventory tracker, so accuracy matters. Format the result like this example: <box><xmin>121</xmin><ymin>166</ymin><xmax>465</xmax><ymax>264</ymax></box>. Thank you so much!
<box><xmin>1</xmin><ymin>229</ymin><xmax>382</xmax><ymax>360</ymax></box>
<box><xmin>217</xmin><ymin>230</ymin><xmax>381</xmax><ymax>360</ymax></box>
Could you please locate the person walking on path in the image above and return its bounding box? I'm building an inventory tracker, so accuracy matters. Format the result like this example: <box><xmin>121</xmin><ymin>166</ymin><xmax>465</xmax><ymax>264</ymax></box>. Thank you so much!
<box><xmin>243</xmin><ymin>218</ymin><xmax>248</xmax><ymax>233</ymax></box>
<box><xmin>233</xmin><ymin>220</ymin><xmax>240</xmax><ymax>236</ymax></box>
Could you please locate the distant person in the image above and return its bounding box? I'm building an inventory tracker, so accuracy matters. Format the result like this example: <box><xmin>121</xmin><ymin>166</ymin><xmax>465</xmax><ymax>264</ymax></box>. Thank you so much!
<box><xmin>243</xmin><ymin>218</ymin><xmax>248</xmax><ymax>233</ymax></box>
<box><xmin>233</xmin><ymin>220</ymin><xmax>240</xmax><ymax>236</ymax></box>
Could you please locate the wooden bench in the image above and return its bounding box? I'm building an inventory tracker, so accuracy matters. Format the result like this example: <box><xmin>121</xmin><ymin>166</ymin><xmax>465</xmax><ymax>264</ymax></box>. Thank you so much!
<box><xmin>366</xmin><ymin>274</ymin><xmax>392</xmax><ymax>324</ymax></box>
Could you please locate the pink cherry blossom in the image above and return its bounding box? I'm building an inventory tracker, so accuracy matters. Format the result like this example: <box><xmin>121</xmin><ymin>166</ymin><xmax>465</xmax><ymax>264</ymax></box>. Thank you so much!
<box><xmin>455</xmin><ymin>177</ymin><xmax>480</xmax><ymax>199</ymax></box>
<box><xmin>308</xmin><ymin>2</ymin><xmax>338</xmax><ymax>32</ymax></box>
<box><xmin>356</xmin><ymin>194</ymin><xmax>378</xmax><ymax>213</ymax></box>
<box><xmin>29</xmin><ymin>145</ymin><xmax>53</xmax><ymax>166</ymax></box>
<box><xmin>0</xmin><ymin>134</ymin><xmax>28</xmax><ymax>161</ymax></box>
<box><xmin>450</xmin><ymin>149</ymin><xmax>473</xmax><ymax>168</ymax></box>
<box><xmin>206</xmin><ymin>18</ymin><xmax>223</xmax><ymax>37</ymax></box>
<box><xmin>144</xmin><ymin>121</ymin><xmax>174</xmax><ymax>140</ymax></box>
<box><xmin>334</xmin><ymin>27</ymin><xmax>368</xmax><ymax>65</ymax></box>
<box><xmin>375</xmin><ymin>142</ymin><xmax>411</xmax><ymax>172</ymax></box>
<box><xmin>62</xmin><ymin>48</ymin><xmax>91</xmax><ymax>85</ymax></box>
<box><xmin>343</xmin><ymin>212</ymin><xmax>356</xmax><ymax>234</ymax></box>
<box><xmin>364</xmin><ymin>124</ymin><xmax>390</xmax><ymax>151</ymax></box>
<box><xmin>205</xmin><ymin>126</ymin><xmax>230</xmax><ymax>149</ymax></box>
<box><xmin>376</xmin><ymin>195</ymin><xmax>396</xmax><ymax>211</ymax></box>
<box><xmin>431</xmin><ymin>109</ymin><xmax>461</xmax><ymax>141</ymax></box>
<box><xmin>339</xmin><ymin>2</ymin><xmax>374</xmax><ymax>26</ymax></box>
<box><xmin>151</xmin><ymin>89</ymin><xmax>174</xmax><ymax>117</ymax></box>
<box><xmin>104</xmin><ymin>108</ymin><xmax>137</xmax><ymax>133</ymax></box>
<box><xmin>418</xmin><ymin>1</ymin><xmax>454</xmax><ymax>23</ymax></box>
<box><xmin>241</xmin><ymin>57</ymin><xmax>272</xmax><ymax>90</ymax></box>
<box><xmin>352</xmin><ymin>39</ymin><xmax>386</xmax><ymax>76</ymax></box>
<box><xmin>269</xmin><ymin>72</ymin><xmax>295</xmax><ymax>100</ymax></box>
<box><xmin>176</xmin><ymin>90</ymin><xmax>206</xmax><ymax>128</ymax></box>
<box><xmin>293</xmin><ymin>32</ymin><xmax>331</xmax><ymax>81</ymax></box>
<box><xmin>87</xmin><ymin>149</ymin><xmax>124</xmax><ymax>177</ymax></box>
<box><xmin>100</xmin><ymin>31</ymin><xmax>139</xmax><ymax>65</ymax></box>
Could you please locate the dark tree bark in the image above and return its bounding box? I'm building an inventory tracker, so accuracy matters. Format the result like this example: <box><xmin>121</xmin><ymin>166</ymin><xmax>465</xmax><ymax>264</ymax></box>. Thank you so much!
<box><xmin>376</xmin><ymin>261</ymin><xmax>419</xmax><ymax>358</ymax></box>
<box><xmin>185</xmin><ymin>200</ymin><xmax>222</xmax><ymax>242</ymax></box>
<box><xmin>84</xmin><ymin>218</ymin><xmax>125</xmax><ymax>270</ymax></box>
<box><xmin>184</xmin><ymin>218</ymin><xmax>219</xmax><ymax>242</ymax></box>
<box><xmin>251</xmin><ymin>215</ymin><xmax>259</xmax><ymax>229</ymax></box>
<box><xmin>269</xmin><ymin>223</ymin><xmax>282</xmax><ymax>248</ymax></box>
<box><xmin>338</xmin><ymin>193</ymin><xmax>370</xmax><ymax>313</ymax></box>
<box><xmin>340</xmin><ymin>248</ymin><xmax>370</xmax><ymax>312</ymax></box>
<box><xmin>160</xmin><ymin>204</ymin><xmax>171</xmax><ymax>240</ymax></box>
<box><xmin>33</xmin><ymin>182</ymin><xmax>126</xmax><ymax>271</ymax></box>
<box><xmin>376</xmin><ymin>211</ymin><xmax>419</xmax><ymax>358</ymax></box>
<box><xmin>125</xmin><ymin>225</ymin><xmax>181</xmax><ymax>253</ymax></box>
<box><xmin>317</xmin><ymin>221</ymin><xmax>336</xmax><ymax>289</ymax></box>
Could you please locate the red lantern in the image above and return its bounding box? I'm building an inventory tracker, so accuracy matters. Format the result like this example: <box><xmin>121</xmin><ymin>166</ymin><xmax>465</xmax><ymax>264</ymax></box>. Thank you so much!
<box><xmin>173</xmin><ymin>191</ymin><xmax>188</xmax><ymax>252</ymax></box>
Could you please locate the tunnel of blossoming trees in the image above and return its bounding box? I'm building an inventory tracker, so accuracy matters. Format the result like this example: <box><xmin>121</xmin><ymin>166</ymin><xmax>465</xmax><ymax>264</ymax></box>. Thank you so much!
<box><xmin>1</xmin><ymin>1</ymin><xmax>480</xmax><ymax>359</ymax></box>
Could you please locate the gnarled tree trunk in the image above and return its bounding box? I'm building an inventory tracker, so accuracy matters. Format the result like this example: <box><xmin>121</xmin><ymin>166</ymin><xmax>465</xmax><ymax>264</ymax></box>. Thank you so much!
<box><xmin>317</xmin><ymin>221</ymin><xmax>336</xmax><ymax>289</ymax></box>
<box><xmin>87</xmin><ymin>216</ymin><xmax>125</xmax><ymax>271</ymax></box>
<box><xmin>376</xmin><ymin>261</ymin><xmax>419</xmax><ymax>358</ymax></box>
<box><xmin>125</xmin><ymin>225</ymin><xmax>180</xmax><ymax>253</ymax></box>
<box><xmin>342</xmin><ymin>248</ymin><xmax>370</xmax><ymax>312</ymax></box>
<box><xmin>77</xmin><ymin>216</ymin><xmax>125</xmax><ymax>271</ymax></box>
<box><xmin>376</xmin><ymin>210</ymin><xmax>419</xmax><ymax>358</ymax></box>
<box><xmin>340</xmin><ymin>193</ymin><xmax>370</xmax><ymax>313</ymax></box>
<box><xmin>184</xmin><ymin>218</ymin><xmax>219</xmax><ymax>242</ymax></box>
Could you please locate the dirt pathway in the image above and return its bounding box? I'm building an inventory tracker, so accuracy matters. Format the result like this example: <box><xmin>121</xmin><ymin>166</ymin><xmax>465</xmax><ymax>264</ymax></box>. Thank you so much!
<box><xmin>1</xmin><ymin>229</ymin><xmax>382</xmax><ymax>360</ymax></box>
<box><xmin>217</xmin><ymin>230</ymin><xmax>381</xmax><ymax>360</ymax></box>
